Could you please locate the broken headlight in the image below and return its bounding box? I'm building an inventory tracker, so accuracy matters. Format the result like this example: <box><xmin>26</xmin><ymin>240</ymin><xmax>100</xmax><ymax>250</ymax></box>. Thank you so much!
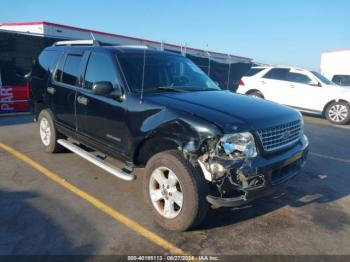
<box><xmin>218</xmin><ymin>132</ymin><xmax>257</xmax><ymax>159</ymax></box>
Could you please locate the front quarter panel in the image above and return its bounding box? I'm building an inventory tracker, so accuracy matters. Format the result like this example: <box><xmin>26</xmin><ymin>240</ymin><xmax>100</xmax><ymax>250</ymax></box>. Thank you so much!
<box><xmin>124</xmin><ymin>94</ymin><xmax>223</xmax><ymax>163</ymax></box>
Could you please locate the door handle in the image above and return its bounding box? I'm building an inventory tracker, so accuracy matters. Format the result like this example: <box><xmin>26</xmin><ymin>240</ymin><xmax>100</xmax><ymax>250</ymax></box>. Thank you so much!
<box><xmin>47</xmin><ymin>86</ymin><xmax>56</xmax><ymax>94</ymax></box>
<box><xmin>290</xmin><ymin>85</ymin><xmax>295</xmax><ymax>88</ymax></box>
<box><xmin>77</xmin><ymin>96</ymin><xmax>89</xmax><ymax>105</ymax></box>
<box><xmin>261</xmin><ymin>81</ymin><xmax>266</xmax><ymax>84</ymax></box>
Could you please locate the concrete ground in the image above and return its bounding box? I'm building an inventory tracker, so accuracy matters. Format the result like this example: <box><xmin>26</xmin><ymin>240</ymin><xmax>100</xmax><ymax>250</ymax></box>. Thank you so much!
<box><xmin>0</xmin><ymin>114</ymin><xmax>350</xmax><ymax>257</ymax></box>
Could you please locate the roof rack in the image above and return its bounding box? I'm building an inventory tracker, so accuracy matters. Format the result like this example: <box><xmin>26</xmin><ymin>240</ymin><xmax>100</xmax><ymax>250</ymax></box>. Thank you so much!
<box><xmin>114</xmin><ymin>45</ymin><xmax>149</xmax><ymax>49</ymax></box>
<box><xmin>52</xmin><ymin>40</ymin><xmax>101</xmax><ymax>47</ymax></box>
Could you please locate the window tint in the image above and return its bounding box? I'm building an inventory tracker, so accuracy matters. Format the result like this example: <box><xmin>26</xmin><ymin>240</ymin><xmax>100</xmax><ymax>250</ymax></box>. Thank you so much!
<box><xmin>61</xmin><ymin>55</ymin><xmax>82</xmax><ymax>86</ymax></box>
<box><xmin>263</xmin><ymin>68</ymin><xmax>289</xmax><ymax>81</ymax></box>
<box><xmin>32</xmin><ymin>50</ymin><xmax>60</xmax><ymax>79</ymax></box>
<box><xmin>84</xmin><ymin>52</ymin><xmax>117</xmax><ymax>89</ymax></box>
<box><xmin>286</xmin><ymin>72</ymin><xmax>311</xmax><ymax>84</ymax></box>
<box><xmin>245</xmin><ymin>68</ymin><xmax>264</xmax><ymax>77</ymax></box>
<box><xmin>332</xmin><ymin>75</ymin><xmax>350</xmax><ymax>86</ymax></box>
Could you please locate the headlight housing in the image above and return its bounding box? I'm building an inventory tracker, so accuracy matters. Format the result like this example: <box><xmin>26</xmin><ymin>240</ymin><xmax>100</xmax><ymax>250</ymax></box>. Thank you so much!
<box><xmin>217</xmin><ymin>132</ymin><xmax>257</xmax><ymax>159</ymax></box>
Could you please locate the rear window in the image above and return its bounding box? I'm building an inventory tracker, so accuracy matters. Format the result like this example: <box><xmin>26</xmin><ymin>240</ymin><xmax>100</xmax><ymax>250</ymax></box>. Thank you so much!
<box><xmin>32</xmin><ymin>50</ymin><xmax>60</xmax><ymax>80</ymax></box>
<box><xmin>61</xmin><ymin>54</ymin><xmax>83</xmax><ymax>86</ymax></box>
<box><xmin>245</xmin><ymin>68</ymin><xmax>264</xmax><ymax>77</ymax></box>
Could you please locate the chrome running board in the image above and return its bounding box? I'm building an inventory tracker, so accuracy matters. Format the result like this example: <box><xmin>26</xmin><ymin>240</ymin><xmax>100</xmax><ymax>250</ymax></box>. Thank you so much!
<box><xmin>57</xmin><ymin>139</ymin><xmax>135</xmax><ymax>181</ymax></box>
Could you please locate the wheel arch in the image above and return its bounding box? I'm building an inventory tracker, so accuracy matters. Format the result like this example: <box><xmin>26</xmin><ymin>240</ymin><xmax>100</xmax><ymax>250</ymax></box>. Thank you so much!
<box><xmin>245</xmin><ymin>89</ymin><xmax>265</xmax><ymax>98</ymax></box>
<box><xmin>134</xmin><ymin>136</ymin><xmax>182</xmax><ymax>166</ymax></box>
<box><xmin>33</xmin><ymin>100</ymin><xmax>49</xmax><ymax>120</ymax></box>
<box><xmin>322</xmin><ymin>99</ymin><xmax>350</xmax><ymax>116</ymax></box>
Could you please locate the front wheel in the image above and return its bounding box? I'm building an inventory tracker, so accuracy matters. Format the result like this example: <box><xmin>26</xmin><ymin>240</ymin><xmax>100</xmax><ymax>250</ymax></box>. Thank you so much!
<box><xmin>143</xmin><ymin>150</ymin><xmax>209</xmax><ymax>231</ymax></box>
<box><xmin>325</xmin><ymin>102</ymin><xmax>350</xmax><ymax>125</ymax></box>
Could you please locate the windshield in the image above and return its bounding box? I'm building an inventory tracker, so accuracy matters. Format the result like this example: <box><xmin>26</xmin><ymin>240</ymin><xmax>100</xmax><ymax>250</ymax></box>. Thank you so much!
<box><xmin>311</xmin><ymin>71</ymin><xmax>334</xmax><ymax>85</ymax></box>
<box><xmin>117</xmin><ymin>52</ymin><xmax>221</xmax><ymax>93</ymax></box>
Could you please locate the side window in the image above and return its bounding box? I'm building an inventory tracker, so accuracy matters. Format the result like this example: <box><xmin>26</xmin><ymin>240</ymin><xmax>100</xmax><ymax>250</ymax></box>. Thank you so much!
<box><xmin>32</xmin><ymin>50</ymin><xmax>60</xmax><ymax>80</ymax></box>
<box><xmin>263</xmin><ymin>68</ymin><xmax>289</xmax><ymax>81</ymax></box>
<box><xmin>84</xmin><ymin>52</ymin><xmax>117</xmax><ymax>90</ymax></box>
<box><xmin>286</xmin><ymin>72</ymin><xmax>311</xmax><ymax>84</ymax></box>
<box><xmin>332</xmin><ymin>75</ymin><xmax>341</xmax><ymax>85</ymax></box>
<box><xmin>61</xmin><ymin>54</ymin><xmax>83</xmax><ymax>86</ymax></box>
<box><xmin>333</xmin><ymin>75</ymin><xmax>350</xmax><ymax>86</ymax></box>
<box><xmin>341</xmin><ymin>76</ymin><xmax>350</xmax><ymax>86</ymax></box>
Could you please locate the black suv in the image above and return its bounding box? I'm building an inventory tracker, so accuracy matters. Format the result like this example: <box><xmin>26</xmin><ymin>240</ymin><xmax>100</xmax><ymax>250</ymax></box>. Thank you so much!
<box><xmin>30</xmin><ymin>40</ymin><xmax>309</xmax><ymax>231</ymax></box>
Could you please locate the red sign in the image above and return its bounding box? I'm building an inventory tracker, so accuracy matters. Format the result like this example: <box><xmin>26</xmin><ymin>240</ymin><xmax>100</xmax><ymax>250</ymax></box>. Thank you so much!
<box><xmin>0</xmin><ymin>82</ymin><xmax>29</xmax><ymax>113</ymax></box>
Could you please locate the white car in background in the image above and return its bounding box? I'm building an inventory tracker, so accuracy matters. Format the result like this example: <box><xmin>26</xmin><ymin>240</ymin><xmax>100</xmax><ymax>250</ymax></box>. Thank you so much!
<box><xmin>236</xmin><ymin>66</ymin><xmax>350</xmax><ymax>125</ymax></box>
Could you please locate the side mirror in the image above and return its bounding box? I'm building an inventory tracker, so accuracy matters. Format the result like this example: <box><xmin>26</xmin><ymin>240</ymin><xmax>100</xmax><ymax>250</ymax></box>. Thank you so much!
<box><xmin>92</xmin><ymin>81</ymin><xmax>113</xmax><ymax>96</ymax></box>
<box><xmin>109</xmin><ymin>85</ymin><xmax>124</xmax><ymax>102</ymax></box>
<box><xmin>308</xmin><ymin>80</ymin><xmax>320</xmax><ymax>87</ymax></box>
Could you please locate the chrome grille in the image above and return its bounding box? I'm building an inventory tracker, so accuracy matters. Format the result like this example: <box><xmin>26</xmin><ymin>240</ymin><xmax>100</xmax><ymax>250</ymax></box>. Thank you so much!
<box><xmin>257</xmin><ymin>120</ymin><xmax>302</xmax><ymax>152</ymax></box>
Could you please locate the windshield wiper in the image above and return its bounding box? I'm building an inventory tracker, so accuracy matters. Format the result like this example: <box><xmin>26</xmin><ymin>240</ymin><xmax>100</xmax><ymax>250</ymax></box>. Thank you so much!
<box><xmin>152</xmin><ymin>86</ymin><xmax>185</xmax><ymax>92</ymax></box>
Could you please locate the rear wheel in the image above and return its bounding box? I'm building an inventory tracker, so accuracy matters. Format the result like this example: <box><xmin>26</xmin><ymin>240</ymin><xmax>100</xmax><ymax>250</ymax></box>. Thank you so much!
<box><xmin>38</xmin><ymin>109</ymin><xmax>65</xmax><ymax>153</ymax></box>
<box><xmin>143</xmin><ymin>150</ymin><xmax>209</xmax><ymax>231</ymax></box>
<box><xmin>325</xmin><ymin>102</ymin><xmax>350</xmax><ymax>125</ymax></box>
<box><xmin>247</xmin><ymin>90</ymin><xmax>264</xmax><ymax>99</ymax></box>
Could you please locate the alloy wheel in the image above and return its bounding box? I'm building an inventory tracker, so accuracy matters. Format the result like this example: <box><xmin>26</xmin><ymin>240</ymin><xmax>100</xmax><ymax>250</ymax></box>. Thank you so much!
<box><xmin>39</xmin><ymin>117</ymin><xmax>51</xmax><ymax>146</ymax></box>
<box><xmin>149</xmin><ymin>166</ymin><xmax>183</xmax><ymax>219</ymax></box>
<box><xmin>328</xmin><ymin>104</ymin><xmax>348</xmax><ymax>122</ymax></box>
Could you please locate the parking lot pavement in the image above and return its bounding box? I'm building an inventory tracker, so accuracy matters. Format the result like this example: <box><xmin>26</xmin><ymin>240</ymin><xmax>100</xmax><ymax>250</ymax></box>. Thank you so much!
<box><xmin>0</xmin><ymin>114</ymin><xmax>350</xmax><ymax>256</ymax></box>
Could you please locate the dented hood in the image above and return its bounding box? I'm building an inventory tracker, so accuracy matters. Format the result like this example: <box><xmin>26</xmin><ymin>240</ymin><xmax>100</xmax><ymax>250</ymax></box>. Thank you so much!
<box><xmin>146</xmin><ymin>91</ymin><xmax>301</xmax><ymax>133</ymax></box>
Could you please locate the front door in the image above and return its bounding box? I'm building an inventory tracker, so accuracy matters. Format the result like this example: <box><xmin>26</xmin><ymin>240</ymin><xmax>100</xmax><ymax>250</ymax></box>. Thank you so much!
<box><xmin>76</xmin><ymin>51</ymin><xmax>127</xmax><ymax>155</ymax></box>
<box><xmin>283</xmin><ymin>70</ymin><xmax>323</xmax><ymax>112</ymax></box>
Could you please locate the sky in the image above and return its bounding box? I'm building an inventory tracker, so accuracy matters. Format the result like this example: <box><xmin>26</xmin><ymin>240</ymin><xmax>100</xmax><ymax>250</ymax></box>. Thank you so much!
<box><xmin>1</xmin><ymin>0</ymin><xmax>349</xmax><ymax>70</ymax></box>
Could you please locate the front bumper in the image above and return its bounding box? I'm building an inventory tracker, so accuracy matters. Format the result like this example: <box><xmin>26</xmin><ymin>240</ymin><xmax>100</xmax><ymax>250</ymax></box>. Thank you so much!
<box><xmin>206</xmin><ymin>135</ymin><xmax>309</xmax><ymax>207</ymax></box>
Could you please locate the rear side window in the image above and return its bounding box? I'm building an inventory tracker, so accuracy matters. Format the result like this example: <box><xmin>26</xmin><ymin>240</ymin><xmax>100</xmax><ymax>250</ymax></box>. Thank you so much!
<box><xmin>286</xmin><ymin>72</ymin><xmax>311</xmax><ymax>84</ymax></box>
<box><xmin>32</xmin><ymin>50</ymin><xmax>60</xmax><ymax>80</ymax></box>
<box><xmin>332</xmin><ymin>75</ymin><xmax>350</xmax><ymax>86</ymax></box>
<box><xmin>61</xmin><ymin>54</ymin><xmax>83</xmax><ymax>86</ymax></box>
<box><xmin>245</xmin><ymin>68</ymin><xmax>264</xmax><ymax>77</ymax></box>
<box><xmin>263</xmin><ymin>68</ymin><xmax>289</xmax><ymax>81</ymax></box>
<box><xmin>84</xmin><ymin>52</ymin><xmax>117</xmax><ymax>90</ymax></box>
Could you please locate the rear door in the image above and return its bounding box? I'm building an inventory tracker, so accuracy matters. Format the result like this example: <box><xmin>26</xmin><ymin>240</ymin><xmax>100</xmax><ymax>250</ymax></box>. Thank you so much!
<box><xmin>260</xmin><ymin>68</ymin><xmax>290</xmax><ymax>104</ymax></box>
<box><xmin>76</xmin><ymin>50</ymin><xmax>127</xmax><ymax>155</ymax></box>
<box><xmin>50</xmin><ymin>52</ymin><xmax>84</xmax><ymax>130</ymax></box>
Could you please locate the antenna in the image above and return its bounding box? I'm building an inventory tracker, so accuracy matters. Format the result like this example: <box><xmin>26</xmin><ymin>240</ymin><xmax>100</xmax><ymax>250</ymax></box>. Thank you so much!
<box><xmin>90</xmin><ymin>32</ymin><xmax>96</xmax><ymax>40</ymax></box>
<box><xmin>206</xmin><ymin>44</ymin><xmax>211</xmax><ymax>76</ymax></box>
<box><xmin>140</xmin><ymin>43</ymin><xmax>147</xmax><ymax>104</ymax></box>
<box><xmin>226</xmin><ymin>54</ymin><xmax>231</xmax><ymax>90</ymax></box>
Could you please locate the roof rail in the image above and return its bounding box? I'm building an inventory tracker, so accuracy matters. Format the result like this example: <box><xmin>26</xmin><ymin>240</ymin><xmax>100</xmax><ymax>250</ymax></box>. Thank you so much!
<box><xmin>114</xmin><ymin>45</ymin><xmax>150</xmax><ymax>49</ymax></box>
<box><xmin>52</xmin><ymin>40</ymin><xmax>101</xmax><ymax>47</ymax></box>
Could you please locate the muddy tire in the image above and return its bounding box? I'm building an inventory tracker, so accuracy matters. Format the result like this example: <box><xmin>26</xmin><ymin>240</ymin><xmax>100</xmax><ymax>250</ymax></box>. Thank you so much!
<box><xmin>325</xmin><ymin>102</ymin><xmax>350</xmax><ymax>125</ymax></box>
<box><xmin>38</xmin><ymin>109</ymin><xmax>65</xmax><ymax>153</ymax></box>
<box><xmin>143</xmin><ymin>150</ymin><xmax>209</xmax><ymax>231</ymax></box>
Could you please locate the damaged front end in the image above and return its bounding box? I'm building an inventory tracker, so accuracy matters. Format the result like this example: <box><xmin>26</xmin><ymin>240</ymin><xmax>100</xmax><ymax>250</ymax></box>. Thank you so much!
<box><xmin>195</xmin><ymin>132</ymin><xmax>266</xmax><ymax>207</ymax></box>
<box><xmin>190</xmin><ymin>131</ymin><xmax>308</xmax><ymax>208</ymax></box>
